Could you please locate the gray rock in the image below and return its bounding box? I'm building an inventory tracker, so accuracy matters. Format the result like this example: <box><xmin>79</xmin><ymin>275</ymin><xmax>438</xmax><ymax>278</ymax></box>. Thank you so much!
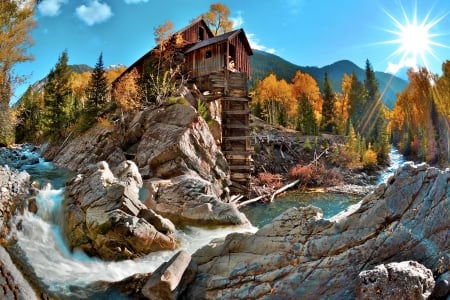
<box><xmin>50</xmin><ymin>104</ymin><xmax>241</xmax><ymax>226</ymax></box>
<box><xmin>355</xmin><ymin>261</ymin><xmax>435</xmax><ymax>300</ymax></box>
<box><xmin>0</xmin><ymin>165</ymin><xmax>30</xmax><ymax>238</ymax></box>
<box><xmin>183</xmin><ymin>163</ymin><xmax>450</xmax><ymax>299</ymax></box>
<box><xmin>142</xmin><ymin>250</ymin><xmax>197</xmax><ymax>300</ymax></box>
<box><xmin>146</xmin><ymin>174</ymin><xmax>248</xmax><ymax>226</ymax></box>
<box><xmin>0</xmin><ymin>246</ymin><xmax>38</xmax><ymax>300</ymax></box>
<box><xmin>432</xmin><ymin>271</ymin><xmax>450</xmax><ymax>298</ymax></box>
<box><xmin>64</xmin><ymin>160</ymin><xmax>177</xmax><ymax>261</ymax></box>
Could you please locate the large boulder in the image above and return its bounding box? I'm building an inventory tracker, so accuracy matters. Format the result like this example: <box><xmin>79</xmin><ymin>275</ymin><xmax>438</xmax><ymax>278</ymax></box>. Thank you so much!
<box><xmin>144</xmin><ymin>175</ymin><xmax>248</xmax><ymax>226</ymax></box>
<box><xmin>64</xmin><ymin>160</ymin><xmax>177</xmax><ymax>261</ymax></box>
<box><xmin>355</xmin><ymin>261</ymin><xmax>435</xmax><ymax>300</ymax></box>
<box><xmin>51</xmin><ymin>103</ymin><xmax>247</xmax><ymax>226</ymax></box>
<box><xmin>182</xmin><ymin>163</ymin><xmax>450</xmax><ymax>299</ymax></box>
<box><xmin>43</xmin><ymin>126</ymin><xmax>126</xmax><ymax>170</ymax></box>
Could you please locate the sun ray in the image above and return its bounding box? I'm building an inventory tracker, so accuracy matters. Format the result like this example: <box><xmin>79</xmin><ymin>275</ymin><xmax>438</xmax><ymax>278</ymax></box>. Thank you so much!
<box><xmin>379</xmin><ymin>1</ymin><xmax>450</xmax><ymax>74</ymax></box>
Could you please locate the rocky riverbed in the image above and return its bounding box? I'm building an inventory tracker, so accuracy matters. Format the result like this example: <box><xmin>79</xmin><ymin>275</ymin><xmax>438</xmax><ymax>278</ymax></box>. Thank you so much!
<box><xmin>0</xmin><ymin>103</ymin><xmax>448</xmax><ymax>299</ymax></box>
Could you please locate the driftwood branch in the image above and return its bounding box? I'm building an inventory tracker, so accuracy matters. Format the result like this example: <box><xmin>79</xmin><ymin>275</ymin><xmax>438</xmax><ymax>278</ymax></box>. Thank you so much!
<box><xmin>236</xmin><ymin>195</ymin><xmax>265</xmax><ymax>208</ymax></box>
<box><xmin>230</xmin><ymin>194</ymin><xmax>244</xmax><ymax>204</ymax></box>
<box><xmin>270</xmin><ymin>179</ymin><xmax>300</xmax><ymax>202</ymax></box>
<box><xmin>307</xmin><ymin>146</ymin><xmax>330</xmax><ymax>167</ymax></box>
<box><xmin>238</xmin><ymin>179</ymin><xmax>301</xmax><ymax>208</ymax></box>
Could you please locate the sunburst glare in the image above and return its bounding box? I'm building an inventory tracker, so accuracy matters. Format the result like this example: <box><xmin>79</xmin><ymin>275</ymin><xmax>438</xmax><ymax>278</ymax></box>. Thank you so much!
<box><xmin>381</xmin><ymin>2</ymin><xmax>450</xmax><ymax>74</ymax></box>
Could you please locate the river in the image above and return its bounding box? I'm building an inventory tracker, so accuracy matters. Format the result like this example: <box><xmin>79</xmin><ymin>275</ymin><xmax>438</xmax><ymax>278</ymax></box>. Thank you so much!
<box><xmin>3</xmin><ymin>146</ymin><xmax>405</xmax><ymax>298</ymax></box>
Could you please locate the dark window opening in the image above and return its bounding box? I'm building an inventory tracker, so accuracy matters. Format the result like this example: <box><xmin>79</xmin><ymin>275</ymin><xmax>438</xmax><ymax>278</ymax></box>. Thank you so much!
<box><xmin>199</xmin><ymin>27</ymin><xmax>205</xmax><ymax>41</ymax></box>
<box><xmin>205</xmin><ymin>50</ymin><xmax>212</xmax><ymax>59</ymax></box>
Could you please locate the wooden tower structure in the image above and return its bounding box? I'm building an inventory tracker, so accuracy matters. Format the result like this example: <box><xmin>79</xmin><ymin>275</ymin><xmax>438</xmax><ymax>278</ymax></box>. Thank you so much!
<box><xmin>114</xmin><ymin>19</ymin><xmax>254</xmax><ymax>197</ymax></box>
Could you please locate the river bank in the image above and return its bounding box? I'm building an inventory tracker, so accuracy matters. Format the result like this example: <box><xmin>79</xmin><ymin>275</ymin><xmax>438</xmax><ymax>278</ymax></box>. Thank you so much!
<box><xmin>0</xmin><ymin>127</ymin><xmax>448</xmax><ymax>299</ymax></box>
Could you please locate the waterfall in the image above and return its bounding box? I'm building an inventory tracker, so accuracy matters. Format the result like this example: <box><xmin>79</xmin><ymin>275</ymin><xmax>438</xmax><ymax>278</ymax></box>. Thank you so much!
<box><xmin>10</xmin><ymin>164</ymin><xmax>256</xmax><ymax>298</ymax></box>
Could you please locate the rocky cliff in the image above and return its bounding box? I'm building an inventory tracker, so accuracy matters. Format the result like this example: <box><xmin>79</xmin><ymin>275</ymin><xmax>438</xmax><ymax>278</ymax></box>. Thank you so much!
<box><xmin>180</xmin><ymin>162</ymin><xmax>449</xmax><ymax>299</ymax></box>
<box><xmin>48</xmin><ymin>103</ymin><xmax>248</xmax><ymax>226</ymax></box>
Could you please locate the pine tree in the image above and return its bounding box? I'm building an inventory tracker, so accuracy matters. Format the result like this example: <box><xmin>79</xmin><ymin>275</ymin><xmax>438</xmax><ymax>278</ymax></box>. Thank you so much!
<box><xmin>43</xmin><ymin>50</ymin><xmax>71</xmax><ymax>141</ymax></box>
<box><xmin>320</xmin><ymin>72</ymin><xmax>335</xmax><ymax>133</ymax></box>
<box><xmin>86</xmin><ymin>52</ymin><xmax>109</xmax><ymax>118</ymax></box>
<box><xmin>361</xmin><ymin>59</ymin><xmax>382</xmax><ymax>141</ymax></box>
<box><xmin>348</xmin><ymin>72</ymin><xmax>366</xmax><ymax>132</ymax></box>
<box><xmin>296</xmin><ymin>94</ymin><xmax>317</xmax><ymax>135</ymax></box>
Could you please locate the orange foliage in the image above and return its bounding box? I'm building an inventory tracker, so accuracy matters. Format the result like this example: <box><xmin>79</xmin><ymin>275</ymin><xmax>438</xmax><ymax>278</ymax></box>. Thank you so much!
<box><xmin>105</xmin><ymin>66</ymin><xmax>127</xmax><ymax>85</ymax></box>
<box><xmin>258</xmin><ymin>172</ymin><xmax>283</xmax><ymax>189</ymax></box>
<box><xmin>112</xmin><ymin>68</ymin><xmax>142</xmax><ymax>112</ymax></box>
<box><xmin>288</xmin><ymin>164</ymin><xmax>313</xmax><ymax>183</ymax></box>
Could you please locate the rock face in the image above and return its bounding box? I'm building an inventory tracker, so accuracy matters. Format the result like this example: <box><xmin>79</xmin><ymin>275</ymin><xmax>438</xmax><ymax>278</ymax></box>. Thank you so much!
<box><xmin>0</xmin><ymin>165</ymin><xmax>30</xmax><ymax>238</ymax></box>
<box><xmin>183</xmin><ymin>163</ymin><xmax>450</xmax><ymax>299</ymax></box>
<box><xmin>52</xmin><ymin>103</ymin><xmax>247</xmax><ymax>226</ymax></box>
<box><xmin>145</xmin><ymin>175</ymin><xmax>248</xmax><ymax>225</ymax></box>
<box><xmin>355</xmin><ymin>261</ymin><xmax>435</xmax><ymax>300</ymax></box>
<box><xmin>0</xmin><ymin>246</ymin><xmax>38</xmax><ymax>300</ymax></box>
<box><xmin>64</xmin><ymin>160</ymin><xmax>177</xmax><ymax>260</ymax></box>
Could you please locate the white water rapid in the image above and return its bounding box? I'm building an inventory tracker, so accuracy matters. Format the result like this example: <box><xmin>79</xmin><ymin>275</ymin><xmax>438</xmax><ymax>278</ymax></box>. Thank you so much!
<box><xmin>377</xmin><ymin>146</ymin><xmax>406</xmax><ymax>184</ymax></box>
<box><xmin>10</xmin><ymin>173</ymin><xmax>256</xmax><ymax>297</ymax></box>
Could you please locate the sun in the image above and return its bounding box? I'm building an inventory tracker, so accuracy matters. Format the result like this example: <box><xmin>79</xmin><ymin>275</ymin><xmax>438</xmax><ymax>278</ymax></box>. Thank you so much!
<box><xmin>381</xmin><ymin>2</ymin><xmax>449</xmax><ymax>73</ymax></box>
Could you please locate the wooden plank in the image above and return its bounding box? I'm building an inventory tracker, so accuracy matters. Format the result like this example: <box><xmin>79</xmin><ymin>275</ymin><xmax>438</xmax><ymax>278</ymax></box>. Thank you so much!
<box><xmin>229</xmin><ymin>165</ymin><xmax>254</xmax><ymax>171</ymax></box>
<box><xmin>231</xmin><ymin>174</ymin><xmax>252</xmax><ymax>181</ymax></box>
<box><xmin>223</xmin><ymin>150</ymin><xmax>253</xmax><ymax>155</ymax></box>
<box><xmin>223</xmin><ymin>110</ymin><xmax>251</xmax><ymax>115</ymax></box>
<box><xmin>222</xmin><ymin>97</ymin><xmax>250</xmax><ymax>102</ymax></box>
<box><xmin>226</xmin><ymin>156</ymin><xmax>252</xmax><ymax>162</ymax></box>
<box><xmin>224</xmin><ymin>124</ymin><xmax>249</xmax><ymax>129</ymax></box>
<box><xmin>222</xmin><ymin>136</ymin><xmax>251</xmax><ymax>141</ymax></box>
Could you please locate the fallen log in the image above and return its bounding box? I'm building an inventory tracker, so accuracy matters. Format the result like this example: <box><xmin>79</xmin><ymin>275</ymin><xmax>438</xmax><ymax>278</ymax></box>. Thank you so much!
<box><xmin>236</xmin><ymin>195</ymin><xmax>266</xmax><ymax>208</ymax></box>
<box><xmin>238</xmin><ymin>179</ymin><xmax>301</xmax><ymax>208</ymax></box>
<box><xmin>270</xmin><ymin>179</ymin><xmax>300</xmax><ymax>202</ymax></box>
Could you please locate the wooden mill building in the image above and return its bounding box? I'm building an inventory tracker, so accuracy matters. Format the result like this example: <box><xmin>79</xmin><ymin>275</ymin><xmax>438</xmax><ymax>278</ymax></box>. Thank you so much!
<box><xmin>118</xmin><ymin>18</ymin><xmax>254</xmax><ymax>197</ymax></box>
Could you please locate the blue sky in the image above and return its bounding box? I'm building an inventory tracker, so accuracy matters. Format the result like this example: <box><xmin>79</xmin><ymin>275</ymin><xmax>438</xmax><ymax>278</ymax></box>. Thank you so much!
<box><xmin>12</xmin><ymin>0</ymin><xmax>450</xmax><ymax>103</ymax></box>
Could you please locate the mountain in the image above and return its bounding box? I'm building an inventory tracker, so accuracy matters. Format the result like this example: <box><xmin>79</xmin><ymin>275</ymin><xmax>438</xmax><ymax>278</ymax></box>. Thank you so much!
<box><xmin>250</xmin><ymin>49</ymin><xmax>408</xmax><ymax>109</ymax></box>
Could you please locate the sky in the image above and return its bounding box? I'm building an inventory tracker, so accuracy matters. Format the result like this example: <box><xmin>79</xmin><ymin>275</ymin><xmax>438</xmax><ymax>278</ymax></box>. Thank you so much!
<box><xmin>11</xmin><ymin>0</ymin><xmax>450</xmax><ymax>103</ymax></box>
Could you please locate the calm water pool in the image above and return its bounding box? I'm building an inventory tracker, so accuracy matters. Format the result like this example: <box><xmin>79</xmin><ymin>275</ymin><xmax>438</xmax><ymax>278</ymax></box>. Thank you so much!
<box><xmin>240</xmin><ymin>191</ymin><xmax>362</xmax><ymax>228</ymax></box>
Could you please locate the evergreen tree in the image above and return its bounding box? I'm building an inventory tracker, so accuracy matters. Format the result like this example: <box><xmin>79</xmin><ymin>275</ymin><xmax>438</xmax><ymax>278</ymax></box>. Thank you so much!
<box><xmin>361</xmin><ymin>59</ymin><xmax>382</xmax><ymax>141</ymax></box>
<box><xmin>43</xmin><ymin>50</ymin><xmax>71</xmax><ymax>141</ymax></box>
<box><xmin>86</xmin><ymin>52</ymin><xmax>109</xmax><ymax>117</ymax></box>
<box><xmin>296</xmin><ymin>94</ymin><xmax>317</xmax><ymax>135</ymax></box>
<box><xmin>320</xmin><ymin>72</ymin><xmax>335</xmax><ymax>133</ymax></box>
<box><xmin>348</xmin><ymin>72</ymin><xmax>366</xmax><ymax>131</ymax></box>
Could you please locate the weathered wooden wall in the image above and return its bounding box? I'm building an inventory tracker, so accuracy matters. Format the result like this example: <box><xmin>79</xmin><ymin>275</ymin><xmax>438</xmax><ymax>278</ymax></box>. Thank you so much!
<box><xmin>194</xmin><ymin>70</ymin><xmax>253</xmax><ymax>197</ymax></box>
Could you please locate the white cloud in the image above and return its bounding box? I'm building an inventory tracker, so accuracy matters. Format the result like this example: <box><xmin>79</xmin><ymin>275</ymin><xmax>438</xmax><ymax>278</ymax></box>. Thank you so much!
<box><xmin>247</xmin><ymin>33</ymin><xmax>276</xmax><ymax>54</ymax></box>
<box><xmin>385</xmin><ymin>57</ymin><xmax>417</xmax><ymax>74</ymax></box>
<box><xmin>231</xmin><ymin>11</ymin><xmax>244</xmax><ymax>29</ymax></box>
<box><xmin>124</xmin><ymin>0</ymin><xmax>149</xmax><ymax>3</ymax></box>
<box><xmin>37</xmin><ymin>0</ymin><xmax>67</xmax><ymax>16</ymax></box>
<box><xmin>76</xmin><ymin>0</ymin><xmax>113</xmax><ymax>26</ymax></box>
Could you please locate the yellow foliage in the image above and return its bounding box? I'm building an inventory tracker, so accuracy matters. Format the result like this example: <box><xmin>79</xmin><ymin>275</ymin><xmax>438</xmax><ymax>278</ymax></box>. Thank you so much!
<box><xmin>256</xmin><ymin>73</ymin><xmax>296</xmax><ymax>126</ymax></box>
<box><xmin>203</xmin><ymin>2</ymin><xmax>233</xmax><ymax>35</ymax></box>
<box><xmin>362</xmin><ymin>147</ymin><xmax>378</xmax><ymax>168</ymax></box>
<box><xmin>112</xmin><ymin>68</ymin><xmax>142</xmax><ymax>112</ymax></box>
<box><xmin>105</xmin><ymin>66</ymin><xmax>127</xmax><ymax>85</ymax></box>
<box><xmin>291</xmin><ymin>70</ymin><xmax>323</xmax><ymax>118</ymax></box>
